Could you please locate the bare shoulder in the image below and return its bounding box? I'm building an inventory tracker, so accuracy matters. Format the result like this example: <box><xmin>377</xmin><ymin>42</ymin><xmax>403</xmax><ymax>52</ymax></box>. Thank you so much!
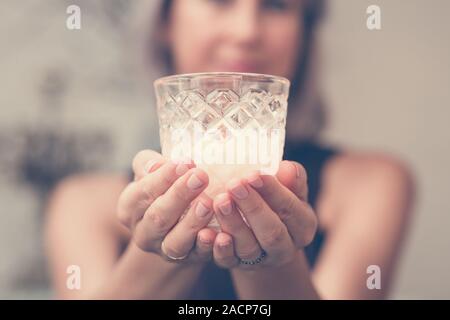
<box><xmin>325</xmin><ymin>150</ymin><xmax>415</xmax><ymax>185</ymax></box>
<box><xmin>46</xmin><ymin>173</ymin><xmax>131</xmax><ymax>240</ymax></box>
<box><xmin>318</xmin><ymin>150</ymin><xmax>416</xmax><ymax>227</ymax></box>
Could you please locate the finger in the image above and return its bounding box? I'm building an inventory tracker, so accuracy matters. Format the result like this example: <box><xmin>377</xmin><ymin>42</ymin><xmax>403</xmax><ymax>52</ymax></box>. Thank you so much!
<box><xmin>245</xmin><ymin>172</ymin><xmax>318</xmax><ymax>248</ymax></box>
<box><xmin>276</xmin><ymin>160</ymin><xmax>308</xmax><ymax>201</ymax></box>
<box><xmin>213</xmin><ymin>233</ymin><xmax>239</xmax><ymax>269</ymax></box>
<box><xmin>132</xmin><ymin>150</ymin><xmax>165</xmax><ymax>181</ymax></box>
<box><xmin>213</xmin><ymin>193</ymin><xmax>262</xmax><ymax>261</ymax></box>
<box><xmin>163</xmin><ymin>195</ymin><xmax>214</xmax><ymax>259</ymax></box>
<box><xmin>194</xmin><ymin>228</ymin><xmax>217</xmax><ymax>261</ymax></box>
<box><xmin>226</xmin><ymin>178</ymin><xmax>294</xmax><ymax>257</ymax></box>
<box><xmin>117</xmin><ymin>160</ymin><xmax>194</xmax><ymax>229</ymax></box>
<box><xmin>134</xmin><ymin>168</ymin><xmax>209</xmax><ymax>250</ymax></box>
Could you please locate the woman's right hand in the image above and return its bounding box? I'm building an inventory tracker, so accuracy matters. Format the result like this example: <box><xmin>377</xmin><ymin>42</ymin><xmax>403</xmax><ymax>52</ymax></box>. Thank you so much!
<box><xmin>117</xmin><ymin>150</ymin><xmax>217</xmax><ymax>264</ymax></box>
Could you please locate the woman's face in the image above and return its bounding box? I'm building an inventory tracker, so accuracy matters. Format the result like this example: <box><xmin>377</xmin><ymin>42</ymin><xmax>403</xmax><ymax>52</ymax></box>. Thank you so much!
<box><xmin>166</xmin><ymin>0</ymin><xmax>303</xmax><ymax>80</ymax></box>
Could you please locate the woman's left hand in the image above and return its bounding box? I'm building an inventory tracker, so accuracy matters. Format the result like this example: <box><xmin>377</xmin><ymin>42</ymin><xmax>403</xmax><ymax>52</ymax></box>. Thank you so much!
<box><xmin>211</xmin><ymin>160</ymin><xmax>318</xmax><ymax>269</ymax></box>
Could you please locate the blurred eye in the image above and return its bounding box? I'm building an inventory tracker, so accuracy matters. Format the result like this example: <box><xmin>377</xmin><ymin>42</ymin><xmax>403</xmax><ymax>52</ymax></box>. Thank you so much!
<box><xmin>262</xmin><ymin>0</ymin><xmax>290</xmax><ymax>11</ymax></box>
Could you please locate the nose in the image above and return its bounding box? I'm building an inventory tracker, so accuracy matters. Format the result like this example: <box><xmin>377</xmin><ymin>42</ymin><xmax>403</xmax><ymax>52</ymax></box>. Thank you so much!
<box><xmin>224</xmin><ymin>0</ymin><xmax>261</xmax><ymax>47</ymax></box>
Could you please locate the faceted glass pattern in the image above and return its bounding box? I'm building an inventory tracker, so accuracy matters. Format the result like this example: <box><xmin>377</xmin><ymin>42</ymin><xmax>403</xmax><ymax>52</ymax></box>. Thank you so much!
<box><xmin>154</xmin><ymin>72</ymin><xmax>290</xmax><ymax>229</ymax></box>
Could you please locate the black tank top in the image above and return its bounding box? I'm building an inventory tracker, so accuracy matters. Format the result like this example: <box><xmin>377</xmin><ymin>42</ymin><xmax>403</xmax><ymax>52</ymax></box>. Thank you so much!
<box><xmin>128</xmin><ymin>141</ymin><xmax>339</xmax><ymax>299</ymax></box>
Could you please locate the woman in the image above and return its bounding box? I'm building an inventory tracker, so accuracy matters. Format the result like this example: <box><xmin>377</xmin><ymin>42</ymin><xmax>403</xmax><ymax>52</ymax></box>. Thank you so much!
<box><xmin>45</xmin><ymin>0</ymin><xmax>415</xmax><ymax>299</ymax></box>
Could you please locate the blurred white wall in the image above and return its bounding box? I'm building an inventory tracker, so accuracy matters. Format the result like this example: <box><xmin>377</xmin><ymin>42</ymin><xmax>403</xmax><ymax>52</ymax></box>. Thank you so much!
<box><xmin>0</xmin><ymin>0</ymin><xmax>159</xmax><ymax>299</ymax></box>
<box><xmin>320</xmin><ymin>0</ymin><xmax>450</xmax><ymax>299</ymax></box>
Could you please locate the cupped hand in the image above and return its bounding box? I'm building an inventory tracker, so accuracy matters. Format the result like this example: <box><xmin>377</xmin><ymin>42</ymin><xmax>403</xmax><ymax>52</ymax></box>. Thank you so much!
<box><xmin>117</xmin><ymin>150</ymin><xmax>218</xmax><ymax>264</ymax></box>
<box><xmin>211</xmin><ymin>160</ymin><xmax>318</xmax><ymax>270</ymax></box>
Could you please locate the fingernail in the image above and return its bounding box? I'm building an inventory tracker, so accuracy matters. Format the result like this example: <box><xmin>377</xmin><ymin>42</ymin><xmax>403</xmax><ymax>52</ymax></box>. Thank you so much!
<box><xmin>229</xmin><ymin>182</ymin><xmax>249</xmax><ymax>200</ymax></box>
<box><xmin>187</xmin><ymin>173</ymin><xmax>204</xmax><ymax>190</ymax></box>
<box><xmin>199</xmin><ymin>236</ymin><xmax>213</xmax><ymax>245</ymax></box>
<box><xmin>195</xmin><ymin>202</ymin><xmax>211</xmax><ymax>218</ymax></box>
<box><xmin>247</xmin><ymin>175</ymin><xmax>263</xmax><ymax>188</ymax></box>
<box><xmin>219</xmin><ymin>201</ymin><xmax>232</xmax><ymax>216</ymax></box>
<box><xmin>219</xmin><ymin>240</ymin><xmax>232</xmax><ymax>248</ymax></box>
<box><xmin>176</xmin><ymin>163</ymin><xmax>189</xmax><ymax>176</ymax></box>
<box><xmin>144</xmin><ymin>160</ymin><xmax>158</xmax><ymax>175</ymax></box>
<box><xmin>292</xmin><ymin>161</ymin><xmax>301</xmax><ymax>178</ymax></box>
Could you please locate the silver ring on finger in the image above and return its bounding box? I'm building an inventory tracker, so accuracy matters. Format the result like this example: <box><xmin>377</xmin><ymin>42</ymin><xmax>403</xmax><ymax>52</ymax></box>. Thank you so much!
<box><xmin>238</xmin><ymin>250</ymin><xmax>267</xmax><ymax>265</ymax></box>
<box><xmin>161</xmin><ymin>239</ymin><xmax>189</xmax><ymax>261</ymax></box>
